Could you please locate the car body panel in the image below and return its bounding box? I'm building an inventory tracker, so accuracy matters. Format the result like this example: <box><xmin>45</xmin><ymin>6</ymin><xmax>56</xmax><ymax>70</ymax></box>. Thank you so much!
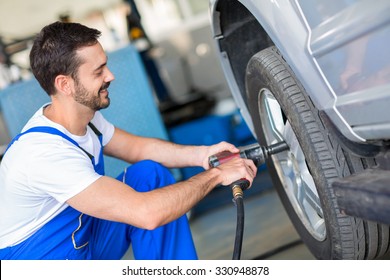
<box><xmin>210</xmin><ymin>0</ymin><xmax>390</xmax><ymax>143</ymax></box>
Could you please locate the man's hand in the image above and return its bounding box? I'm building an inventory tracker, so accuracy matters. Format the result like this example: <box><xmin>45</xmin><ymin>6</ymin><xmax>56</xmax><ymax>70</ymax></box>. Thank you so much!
<box><xmin>200</xmin><ymin>142</ymin><xmax>258</xmax><ymax>188</ymax></box>
<box><xmin>215</xmin><ymin>157</ymin><xmax>257</xmax><ymax>188</ymax></box>
<box><xmin>199</xmin><ymin>141</ymin><xmax>240</xmax><ymax>170</ymax></box>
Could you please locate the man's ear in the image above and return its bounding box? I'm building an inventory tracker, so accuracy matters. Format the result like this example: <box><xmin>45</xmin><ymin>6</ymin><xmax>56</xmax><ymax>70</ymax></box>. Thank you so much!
<box><xmin>54</xmin><ymin>75</ymin><xmax>73</xmax><ymax>96</ymax></box>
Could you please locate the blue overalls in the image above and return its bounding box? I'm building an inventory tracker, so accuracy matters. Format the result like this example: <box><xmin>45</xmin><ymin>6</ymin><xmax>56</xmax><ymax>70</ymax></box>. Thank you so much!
<box><xmin>0</xmin><ymin>125</ymin><xmax>197</xmax><ymax>260</ymax></box>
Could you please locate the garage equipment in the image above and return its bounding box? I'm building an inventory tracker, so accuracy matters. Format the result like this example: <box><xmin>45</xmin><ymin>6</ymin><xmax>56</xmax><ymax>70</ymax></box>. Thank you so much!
<box><xmin>209</xmin><ymin>141</ymin><xmax>289</xmax><ymax>259</ymax></box>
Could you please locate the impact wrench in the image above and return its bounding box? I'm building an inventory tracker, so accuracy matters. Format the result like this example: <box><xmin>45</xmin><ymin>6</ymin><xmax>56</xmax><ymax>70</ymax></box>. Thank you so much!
<box><xmin>208</xmin><ymin>141</ymin><xmax>289</xmax><ymax>260</ymax></box>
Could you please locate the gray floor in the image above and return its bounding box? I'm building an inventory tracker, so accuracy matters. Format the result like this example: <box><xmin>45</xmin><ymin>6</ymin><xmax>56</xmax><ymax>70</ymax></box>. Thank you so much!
<box><xmin>191</xmin><ymin>189</ymin><xmax>315</xmax><ymax>260</ymax></box>
<box><xmin>123</xmin><ymin>169</ymin><xmax>315</xmax><ymax>260</ymax></box>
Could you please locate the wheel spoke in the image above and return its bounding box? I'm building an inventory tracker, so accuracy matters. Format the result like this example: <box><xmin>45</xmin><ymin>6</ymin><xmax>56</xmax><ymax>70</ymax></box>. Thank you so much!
<box><xmin>262</xmin><ymin>91</ymin><xmax>284</xmax><ymax>142</ymax></box>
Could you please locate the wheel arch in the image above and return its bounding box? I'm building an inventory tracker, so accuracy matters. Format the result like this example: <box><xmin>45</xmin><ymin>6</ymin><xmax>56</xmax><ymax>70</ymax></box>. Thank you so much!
<box><xmin>211</xmin><ymin>0</ymin><xmax>274</xmax><ymax>110</ymax></box>
<box><xmin>210</xmin><ymin>0</ymin><xmax>376</xmax><ymax>144</ymax></box>
<box><xmin>210</xmin><ymin>0</ymin><xmax>314</xmax><ymax>139</ymax></box>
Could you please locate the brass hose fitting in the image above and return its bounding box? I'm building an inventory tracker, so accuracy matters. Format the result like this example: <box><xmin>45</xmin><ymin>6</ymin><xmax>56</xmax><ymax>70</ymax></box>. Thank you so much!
<box><xmin>232</xmin><ymin>184</ymin><xmax>244</xmax><ymax>200</ymax></box>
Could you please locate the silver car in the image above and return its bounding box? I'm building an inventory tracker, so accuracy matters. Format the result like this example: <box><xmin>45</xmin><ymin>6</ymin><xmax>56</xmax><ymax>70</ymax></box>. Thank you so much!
<box><xmin>210</xmin><ymin>0</ymin><xmax>390</xmax><ymax>259</ymax></box>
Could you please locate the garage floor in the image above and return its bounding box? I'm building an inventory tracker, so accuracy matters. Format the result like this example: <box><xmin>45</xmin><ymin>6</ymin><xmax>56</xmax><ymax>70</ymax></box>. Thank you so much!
<box><xmin>123</xmin><ymin>169</ymin><xmax>315</xmax><ymax>260</ymax></box>
<box><xmin>190</xmin><ymin>170</ymin><xmax>315</xmax><ymax>260</ymax></box>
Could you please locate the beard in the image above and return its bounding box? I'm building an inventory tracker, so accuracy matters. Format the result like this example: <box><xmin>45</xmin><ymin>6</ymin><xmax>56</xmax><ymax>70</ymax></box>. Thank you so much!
<box><xmin>73</xmin><ymin>80</ymin><xmax>111</xmax><ymax>111</ymax></box>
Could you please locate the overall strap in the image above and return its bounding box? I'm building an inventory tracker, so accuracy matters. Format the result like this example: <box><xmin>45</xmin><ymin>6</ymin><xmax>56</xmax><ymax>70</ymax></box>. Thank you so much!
<box><xmin>87</xmin><ymin>122</ymin><xmax>105</xmax><ymax>176</ymax></box>
<box><xmin>5</xmin><ymin>126</ymin><xmax>94</xmax><ymax>160</ymax></box>
<box><xmin>87</xmin><ymin>122</ymin><xmax>102</xmax><ymax>138</ymax></box>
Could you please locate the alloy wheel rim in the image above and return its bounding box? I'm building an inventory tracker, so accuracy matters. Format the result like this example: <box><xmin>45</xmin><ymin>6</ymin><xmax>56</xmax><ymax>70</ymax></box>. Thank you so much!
<box><xmin>258</xmin><ymin>88</ymin><xmax>326</xmax><ymax>241</ymax></box>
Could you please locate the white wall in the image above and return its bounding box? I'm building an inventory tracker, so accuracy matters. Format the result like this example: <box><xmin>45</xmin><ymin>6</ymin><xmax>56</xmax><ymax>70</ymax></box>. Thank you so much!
<box><xmin>0</xmin><ymin>0</ymin><xmax>122</xmax><ymax>39</ymax></box>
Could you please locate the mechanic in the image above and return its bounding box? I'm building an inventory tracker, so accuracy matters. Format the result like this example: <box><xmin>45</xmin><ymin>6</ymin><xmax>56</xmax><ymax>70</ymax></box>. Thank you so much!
<box><xmin>0</xmin><ymin>21</ymin><xmax>257</xmax><ymax>260</ymax></box>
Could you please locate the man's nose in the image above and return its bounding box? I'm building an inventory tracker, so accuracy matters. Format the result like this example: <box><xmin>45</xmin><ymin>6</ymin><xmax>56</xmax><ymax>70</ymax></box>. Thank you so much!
<box><xmin>105</xmin><ymin>68</ymin><xmax>115</xmax><ymax>82</ymax></box>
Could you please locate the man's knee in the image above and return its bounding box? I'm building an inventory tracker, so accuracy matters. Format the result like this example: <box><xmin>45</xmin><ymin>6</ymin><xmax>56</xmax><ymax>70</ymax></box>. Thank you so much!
<box><xmin>118</xmin><ymin>160</ymin><xmax>176</xmax><ymax>192</ymax></box>
<box><xmin>130</xmin><ymin>159</ymin><xmax>164</xmax><ymax>171</ymax></box>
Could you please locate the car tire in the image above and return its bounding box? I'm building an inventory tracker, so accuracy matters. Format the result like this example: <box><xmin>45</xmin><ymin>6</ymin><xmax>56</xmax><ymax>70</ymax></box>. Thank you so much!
<box><xmin>245</xmin><ymin>46</ymin><xmax>390</xmax><ymax>259</ymax></box>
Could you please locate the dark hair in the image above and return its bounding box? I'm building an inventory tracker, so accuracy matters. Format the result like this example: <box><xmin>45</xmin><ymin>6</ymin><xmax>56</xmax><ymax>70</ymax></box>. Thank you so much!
<box><xmin>29</xmin><ymin>21</ymin><xmax>101</xmax><ymax>95</ymax></box>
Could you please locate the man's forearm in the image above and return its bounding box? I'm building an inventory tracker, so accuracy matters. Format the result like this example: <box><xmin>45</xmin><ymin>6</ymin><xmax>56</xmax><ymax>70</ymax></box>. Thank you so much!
<box><xmin>67</xmin><ymin>167</ymin><xmax>224</xmax><ymax>230</ymax></box>
<box><xmin>105</xmin><ymin>127</ymin><xmax>239</xmax><ymax>170</ymax></box>
<box><xmin>134</xmin><ymin>137</ymin><xmax>239</xmax><ymax>170</ymax></box>
<box><xmin>137</xmin><ymin>137</ymin><xmax>204</xmax><ymax>168</ymax></box>
<box><xmin>140</xmin><ymin>167</ymin><xmax>222</xmax><ymax>228</ymax></box>
<box><xmin>104</xmin><ymin>128</ymin><xmax>204</xmax><ymax>168</ymax></box>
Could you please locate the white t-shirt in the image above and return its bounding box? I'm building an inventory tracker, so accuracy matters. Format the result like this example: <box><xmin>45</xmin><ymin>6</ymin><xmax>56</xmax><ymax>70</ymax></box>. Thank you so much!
<box><xmin>0</xmin><ymin>105</ymin><xmax>115</xmax><ymax>248</ymax></box>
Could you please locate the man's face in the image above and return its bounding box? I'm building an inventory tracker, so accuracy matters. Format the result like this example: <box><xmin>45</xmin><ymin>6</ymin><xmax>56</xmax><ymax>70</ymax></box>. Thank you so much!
<box><xmin>72</xmin><ymin>43</ymin><xmax>114</xmax><ymax>111</ymax></box>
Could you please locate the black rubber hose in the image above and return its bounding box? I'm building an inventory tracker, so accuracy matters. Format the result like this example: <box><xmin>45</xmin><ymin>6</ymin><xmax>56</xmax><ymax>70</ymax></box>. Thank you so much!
<box><xmin>233</xmin><ymin>196</ymin><xmax>245</xmax><ymax>260</ymax></box>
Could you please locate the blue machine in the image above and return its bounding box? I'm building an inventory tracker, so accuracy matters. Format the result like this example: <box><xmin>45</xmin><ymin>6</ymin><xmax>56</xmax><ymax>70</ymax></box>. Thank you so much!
<box><xmin>169</xmin><ymin>110</ymin><xmax>257</xmax><ymax>180</ymax></box>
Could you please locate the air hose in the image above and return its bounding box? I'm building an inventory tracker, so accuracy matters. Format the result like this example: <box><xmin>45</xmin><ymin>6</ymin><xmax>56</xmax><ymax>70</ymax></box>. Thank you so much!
<box><xmin>230</xmin><ymin>179</ymin><xmax>249</xmax><ymax>260</ymax></box>
<box><xmin>232</xmin><ymin>184</ymin><xmax>245</xmax><ymax>260</ymax></box>
<box><xmin>208</xmin><ymin>141</ymin><xmax>290</xmax><ymax>260</ymax></box>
